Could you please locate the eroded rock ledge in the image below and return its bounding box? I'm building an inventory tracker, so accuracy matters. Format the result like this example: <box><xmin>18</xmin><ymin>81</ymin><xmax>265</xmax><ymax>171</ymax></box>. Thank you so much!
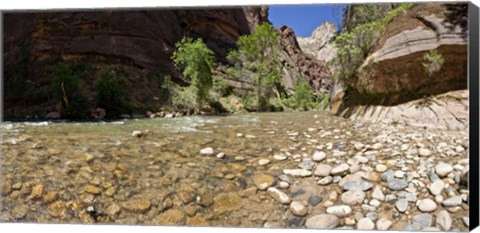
<box><xmin>338</xmin><ymin>90</ymin><xmax>468</xmax><ymax>130</ymax></box>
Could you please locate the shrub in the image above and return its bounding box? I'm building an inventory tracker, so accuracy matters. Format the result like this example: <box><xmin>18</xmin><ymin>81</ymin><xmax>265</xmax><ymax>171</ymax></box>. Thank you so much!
<box><xmin>382</xmin><ymin>3</ymin><xmax>413</xmax><ymax>27</ymax></box>
<box><xmin>332</xmin><ymin>3</ymin><xmax>414</xmax><ymax>82</ymax></box>
<box><xmin>212</xmin><ymin>75</ymin><xmax>230</xmax><ymax>97</ymax></box>
<box><xmin>95</xmin><ymin>70</ymin><xmax>132</xmax><ymax>118</ymax></box>
<box><xmin>160</xmin><ymin>75</ymin><xmax>178</xmax><ymax>99</ymax></box>
<box><xmin>171</xmin><ymin>86</ymin><xmax>196</xmax><ymax>113</ymax></box>
<box><xmin>172</xmin><ymin>37</ymin><xmax>215</xmax><ymax>113</ymax></box>
<box><xmin>422</xmin><ymin>49</ymin><xmax>445</xmax><ymax>76</ymax></box>
<box><xmin>51</xmin><ymin>63</ymin><xmax>89</xmax><ymax>118</ymax></box>
<box><xmin>290</xmin><ymin>80</ymin><xmax>315</xmax><ymax>111</ymax></box>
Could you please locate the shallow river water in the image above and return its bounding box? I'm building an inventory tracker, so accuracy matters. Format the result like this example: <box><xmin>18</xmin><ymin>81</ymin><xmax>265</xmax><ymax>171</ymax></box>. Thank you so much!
<box><xmin>0</xmin><ymin>111</ymin><xmax>469</xmax><ymax>230</ymax></box>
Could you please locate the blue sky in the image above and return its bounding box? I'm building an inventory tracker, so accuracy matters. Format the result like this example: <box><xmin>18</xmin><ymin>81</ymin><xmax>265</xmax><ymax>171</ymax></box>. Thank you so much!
<box><xmin>268</xmin><ymin>4</ymin><xmax>345</xmax><ymax>37</ymax></box>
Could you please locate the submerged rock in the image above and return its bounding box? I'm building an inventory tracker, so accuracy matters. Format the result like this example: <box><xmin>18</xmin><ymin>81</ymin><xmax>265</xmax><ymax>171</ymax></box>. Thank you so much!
<box><xmin>251</xmin><ymin>174</ymin><xmax>275</xmax><ymax>191</ymax></box>
<box><xmin>267</xmin><ymin>187</ymin><xmax>291</xmax><ymax>204</ymax></box>
<box><xmin>121</xmin><ymin>199</ymin><xmax>151</xmax><ymax>213</ymax></box>
<box><xmin>200</xmin><ymin>147</ymin><xmax>214</xmax><ymax>155</ymax></box>
<box><xmin>326</xmin><ymin>205</ymin><xmax>352</xmax><ymax>217</ymax></box>
<box><xmin>213</xmin><ymin>193</ymin><xmax>244</xmax><ymax>214</ymax></box>
<box><xmin>289</xmin><ymin>201</ymin><xmax>308</xmax><ymax>216</ymax></box>
<box><xmin>283</xmin><ymin>169</ymin><xmax>312</xmax><ymax>177</ymax></box>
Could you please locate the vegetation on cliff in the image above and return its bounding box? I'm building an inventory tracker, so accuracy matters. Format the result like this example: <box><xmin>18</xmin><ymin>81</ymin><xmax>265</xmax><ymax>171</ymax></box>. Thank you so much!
<box><xmin>331</xmin><ymin>3</ymin><xmax>413</xmax><ymax>82</ymax></box>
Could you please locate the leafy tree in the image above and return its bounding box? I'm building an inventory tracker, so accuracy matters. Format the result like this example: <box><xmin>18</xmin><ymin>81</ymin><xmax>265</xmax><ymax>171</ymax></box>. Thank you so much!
<box><xmin>290</xmin><ymin>80</ymin><xmax>315</xmax><ymax>111</ymax></box>
<box><xmin>332</xmin><ymin>22</ymin><xmax>381</xmax><ymax>82</ymax></box>
<box><xmin>172</xmin><ymin>37</ymin><xmax>215</xmax><ymax>112</ymax></box>
<box><xmin>95</xmin><ymin>70</ymin><xmax>132</xmax><ymax>118</ymax></box>
<box><xmin>342</xmin><ymin>4</ymin><xmax>384</xmax><ymax>32</ymax></box>
<box><xmin>227</xmin><ymin>23</ymin><xmax>283</xmax><ymax>112</ymax></box>
<box><xmin>51</xmin><ymin>63</ymin><xmax>89</xmax><ymax>118</ymax></box>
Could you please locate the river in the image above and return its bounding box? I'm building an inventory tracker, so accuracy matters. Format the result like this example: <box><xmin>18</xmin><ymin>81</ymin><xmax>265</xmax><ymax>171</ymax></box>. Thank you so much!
<box><xmin>0</xmin><ymin>111</ymin><xmax>469</xmax><ymax>230</ymax></box>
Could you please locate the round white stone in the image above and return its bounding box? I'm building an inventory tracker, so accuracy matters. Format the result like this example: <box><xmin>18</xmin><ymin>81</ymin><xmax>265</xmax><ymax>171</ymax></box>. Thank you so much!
<box><xmin>312</xmin><ymin>151</ymin><xmax>327</xmax><ymax>162</ymax></box>
<box><xmin>418</xmin><ymin>199</ymin><xmax>437</xmax><ymax>212</ymax></box>
<box><xmin>376</xmin><ymin>218</ymin><xmax>392</xmax><ymax>230</ymax></box>
<box><xmin>371</xmin><ymin>186</ymin><xmax>385</xmax><ymax>201</ymax></box>
<box><xmin>273</xmin><ymin>154</ymin><xmax>287</xmax><ymax>161</ymax></box>
<box><xmin>326</xmin><ymin>205</ymin><xmax>352</xmax><ymax>217</ymax></box>
<box><xmin>375</xmin><ymin>164</ymin><xmax>387</xmax><ymax>172</ymax></box>
<box><xmin>436</xmin><ymin>210</ymin><xmax>452</xmax><ymax>231</ymax></box>
<box><xmin>289</xmin><ymin>201</ymin><xmax>308</xmax><ymax>217</ymax></box>
<box><xmin>341</xmin><ymin>189</ymin><xmax>365</xmax><ymax>205</ymax></box>
<box><xmin>435</xmin><ymin>195</ymin><xmax>444</xmax><ymax>203</ymax></box>
<box><xmin>279</xmin><ymin>181</ymin><xmax>289</xmax><ymax>189</ymax></box>
<box><xmin>357</xmin><ymin>218</ymin><xmax>375</xmax><ymax>230</ymax></box>
<box><xmin>435</xmin><ymin>163</ymin><xmax>453</xmax><ymax>177</ymax></box>
<box><xmin>258</xmin><ymin>159</ymin><xmax>270</xmax><ymax>166</ymax></box>
<box><xmin>395</xmin><ymin>199</ymin><xmax>408</xmax><ymax>213</ymax></box>
<box><xmin>305</xmin><ymin>214</ymin><xmax>339</xmax><ymax>229</ymax></box>
<box><xmin>267</xmin><ymin>187</ymin><xmax>291</xmax><ymax>204</ymax></box>
<box><xmin>331</xmin><ymin>163</ymin><xmax>350</xmax><ymax>176</ymax></box>
<box><xmin>314</xmin><ymin>164</ymin><xmax>332</xmax><ymax>177</ymax></box>
<box><xmin>200</xmin><ymin>147</ymin><xmax>214</xmax><ymax>155</ymax></box>
<box><xmin>429</xmin><ymin>179</ymin><xmax>445</xmax><ymax>195</ymax></box>
<box><xmin>283</xmin><ymin>169</ymin><xmax>312</xmax><ymax>177</ymax></box>
<box><xmin>419</xmin><ymin>148</ymin><xmax>432</xmax><ymax>157</ymax></box>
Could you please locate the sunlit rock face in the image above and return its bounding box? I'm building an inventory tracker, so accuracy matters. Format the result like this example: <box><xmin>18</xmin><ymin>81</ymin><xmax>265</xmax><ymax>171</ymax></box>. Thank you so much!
<box><xmin>330</xmin><ymin>3</ymin><xmax>468</xmax><ymax>127</ymax></box>
<box><xmin>297</xmin><ymin>21</ymin><xmax>338</xmax><ymax>63</ymax></box>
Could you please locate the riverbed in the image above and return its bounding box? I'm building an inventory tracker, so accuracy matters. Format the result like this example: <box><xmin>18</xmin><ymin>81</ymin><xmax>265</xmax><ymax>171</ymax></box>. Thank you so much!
<box><xmin>0</xmin><ymin>111</ymin><xmax>469</xmax><ymax>230</ymax></box>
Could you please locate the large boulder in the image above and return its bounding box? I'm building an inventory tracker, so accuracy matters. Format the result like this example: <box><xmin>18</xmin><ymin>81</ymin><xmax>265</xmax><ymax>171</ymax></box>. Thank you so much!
<box><xmin>343</xmin><ymin>90</ymin><xmax>468</xmax><ymax>130</ymax></box>
<box><xmin>331</xmin><ymin>3</ymin><xmax>468</xmax><ymax>129</ymax></box>
<box><xmin>333</xmin><ymin>4</ymin><xmax>467</xmax><ymax>105</ymax></box>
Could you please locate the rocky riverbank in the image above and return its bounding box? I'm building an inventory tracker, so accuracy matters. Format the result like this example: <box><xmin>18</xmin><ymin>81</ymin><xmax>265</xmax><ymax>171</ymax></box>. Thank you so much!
<box><xmin>0</xmin><ymin>111</ymin><xmax>469</xmax><ymax>230</ymax></box>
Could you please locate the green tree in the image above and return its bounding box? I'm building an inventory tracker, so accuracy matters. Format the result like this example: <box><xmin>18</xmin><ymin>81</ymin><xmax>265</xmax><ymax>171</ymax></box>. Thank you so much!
<box><xmin>51</xmin><ymin>63</ymin><xmax>89</xmax><ymax>118</ymax></box>
<box><xmin>227</xmin><ymin>23</ymin><xmax>283</xmax><ymax>112</ymax></box>
<box><xmin>95</xmin><ymin>70</ymin><xmax>132</xmax><ymax>118</ymax></box>
<box><xmin>172</xmin><ymin>37</ymin><xmax>215</xmax><ymax>112</ymax></box>
<box><xmin>290</xmin><ymin>80</ymin><xmax>315</xmax><ymax>111</ymax></box>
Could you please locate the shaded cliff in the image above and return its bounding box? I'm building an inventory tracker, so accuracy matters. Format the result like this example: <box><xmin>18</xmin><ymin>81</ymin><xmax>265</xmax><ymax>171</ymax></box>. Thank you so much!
<box><xmin>278</xmin><ymin>26</ymin><xmax>332</xmax><ymax>94</ymax></box>
<box><xmin>3</xmin><ymin>7</ymin><xmax>269</xmax><ymax>117</ymax></box>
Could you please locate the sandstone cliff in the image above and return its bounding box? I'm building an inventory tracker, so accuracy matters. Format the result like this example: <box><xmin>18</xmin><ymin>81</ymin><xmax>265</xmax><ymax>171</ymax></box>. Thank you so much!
<box><xmin>3</xmin><ymin>7</ymin><xmax>269</xmax><ymax>117</ymax></box>
<box><xmin>4</xmin><ymin>7</ymin><xmax>268</xmax><ymax>80</ymax></box>
<box><xmin>278</xmin><ymin>26</ymin><xmax>332</xmax><ymax>94</ymax></box>
<box><xmin>332</xmin><ymin>3</ymin><xmax>467</xmax><ymax>108</ymax></box>
<box><xmin>330</xmin><ymin>3</ymin><xmax>468</xmax><ymax>129</ymax></box>
<box><xmin>297</xmin><ymin>22</ymin><xmax>338</xmax><ymax>64</ymax></box>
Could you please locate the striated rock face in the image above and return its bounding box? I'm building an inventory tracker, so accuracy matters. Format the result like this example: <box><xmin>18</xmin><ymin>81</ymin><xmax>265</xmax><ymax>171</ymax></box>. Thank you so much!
<box><xmin>333</xmin><ymin>3</ymin><xmax>467</xmax><ymax>110</ymax></box>
<box><xmin>4</xmin><ymin>7</ymin><xmax>268</xmax><ymax>77</ymax></box>
<box><xmin>297</xmin><ymin>22</ymin><xmax>338</xmax><ymax>63</ymax></box>
<box><xmin>340</xmin><ymin>90</ymin><xmax>468</xmax><ymax>130</ymax></box>
<box><xmin>278</xmin><ymin>26</ymin><xmax>332</xmax><ymax>93</ymax></box>
<box><xmin>3</xmin><ymin>7</ymin><xmax>269</xmax><ymax>116</ymax></box>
